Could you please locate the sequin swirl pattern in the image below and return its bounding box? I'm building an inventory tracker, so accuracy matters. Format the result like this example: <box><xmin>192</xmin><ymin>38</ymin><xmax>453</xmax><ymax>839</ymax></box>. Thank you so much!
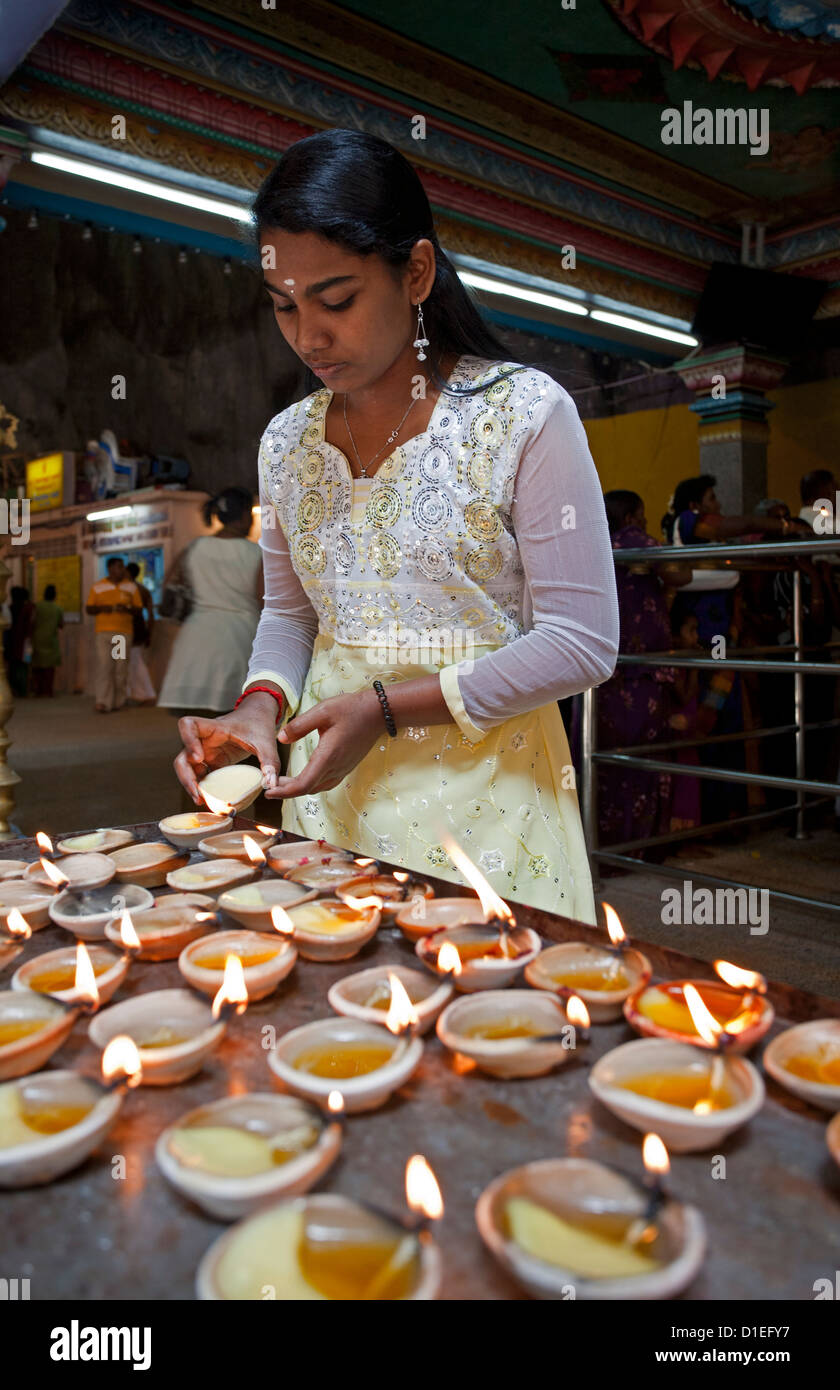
<box><xmin>257</xmin><ymin>357</ymin><xmax>560</xmax><ymax>651</ymax></box>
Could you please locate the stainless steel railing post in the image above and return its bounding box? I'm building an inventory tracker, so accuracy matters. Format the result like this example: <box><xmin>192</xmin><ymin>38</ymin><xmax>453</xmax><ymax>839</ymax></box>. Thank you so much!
<box><xmin>792</xmin><ymin>567</ymin><xmax>807</xmax><ymax>839</ymax></box>
<box><xmin>581</xmin><ymin>683</ymin><xmax>599</xmax><ymax>892</ymax></box>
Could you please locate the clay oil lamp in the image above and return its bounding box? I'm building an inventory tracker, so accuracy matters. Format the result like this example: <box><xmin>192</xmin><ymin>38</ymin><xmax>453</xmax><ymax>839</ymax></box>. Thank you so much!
<box><xmin>284</xmin><ymin>858</ymin><xmax>378</xmax><ymax>896</ymax></box>
<box><xmin>337</xmin><ymin>864</ymin><xmax>435</xmax><ymax>920</ymax></box>
<box><xmin>416</xmin><ymin>923</ymin><xmax>541</xmax><ymax>993</ymax></box>
<box><xmin>108</xmin><ymin>841</ymin><xmax>190</xmax><ymax>889</ymax></box>
<box><xmin>0</xmin><ymin>908</ymin><xmax>33</xmax><ymax>973</ymax></box>
<box><xmin>395</xmin><ymin>894</ymin><xmax>486</xmax><ymax>943</ymax></box>
<box><xmin>279</xmin><ymin>893</ymin><xmax>382</xmax><ymax>963</ymax></box>
<box><xmin>328</xmin><ymin>964</ymin><xmax>453</xmax><ymax>1036</ymax></box>
<box><xmin>49</xmin><ymin>882</ymin><xmax>153</xmax><ymax>941</ymax></box>
<box><xmin>827</xmin><ymin>1113</ymin><xmax>840</xmax><ymax>1170</ymax></box>
<box><xmin>268</xmin><ymin>988</ymin><xmax>423</xmax><ymax>1113</ymax></box>
<box><xmin>589</xmin><ymin>1017</ymin><xmax>765</xmax><ymax>1154</ymax></box>
<box><xmin>198</xmin><ymin>765</ymin><xmax>263</xmax><ymax>815</ymax></box>
<box><xmin>0</xmin><ymin>1034</ymin><xmax>142</xmax><ymax>1189</ymax></box>
<box><xmin>13</xmin><ymin>939</ymin><xmax>129</xmax><ymax>1007</ymax></box>
<box><xmin>56</xmin><ymin>828</ymin><xmax>135</xmax><ymax>855</ymax></box>
<box><xmin>179</xmin><ymin>927</ymin><xmax>297</xmax><ymax>1002</ymax></box>
<box><xmin>435</xmin><ymin>989</ymin><xmax>590</xmax><ymax>1080</ymax></box>
<box><xmin>166</xmin><ymin>856</ymin><xmax>259</xmax><ymax>896</ymax></box>
<box><xmin>525</xmin><ymin>903</ymin><xmax>652</xmax><ymax>1023</ymax></box>
<box><xmin>104</xmin><ymin>897</ymin><xmax>215</xmax><ymax>962</ymax></box>
<box><xmin>624</xmin><ymin>960</ymin><xmax>773</xmax><ymax>1054</ymax></box>
<box><xmin>156</xmin><ymin>1093</ymin><xmax>342</xmax><ymax>1220</ymax></box>
<box><xmin>763</xmin><ymin>1018</ymin><xmax>840</xmax><ymax>1112</ymax></box>
<box><xmin>0</xmin><ymin>860</ymin><xmax>28</xmax><ymax>881</ymax></box>
<box><xmin>88</xmin><ymin>959</ymin><xmax>248</xmax><ymax>1086</ymax></box>
<box><xmin>476</xmin><ymin>1135</ymin><xmax>705</xmax><ymax>1301</ymax></box>
<box><xmin>216</xmin><ymin>877</ymin><xmax>319</xmax><ymax>932</ymax></box>
<box><xmin>0</xmin><ymin>880</ymin><xmax>55</xmax><ymax>932</ymax></box>
<box><xmin>26</xmin><ymin>848</ymin><xmax>115</xmax><ymax>893</ymax></box>
<box><xmin>266</xmin><ymin>839</ymin><xmax>355</xmax><ymax>875</ymax></box>
<box><xmin>415</xmin><ymin>836</ymin><xmax>540</xmax><ymax>991</ymax></box>
<box><xmin>159</xmin><ymin>811</ymin><xmax>233</xmax><ymax>850</ymax></box>
<box><xmin>197</xmin><ymin>828</ymin><xmax>278</xmax><ymax>863</ymax></box>
<box><xmin>0</xmin><ymin>945</ymin><xmax>101</xmax><ymax>1081</ymax></box>
<box><xmin>197</xmin><ymin>1155</ymin><xmax>444</xmax><ymax>1300</ymax></box>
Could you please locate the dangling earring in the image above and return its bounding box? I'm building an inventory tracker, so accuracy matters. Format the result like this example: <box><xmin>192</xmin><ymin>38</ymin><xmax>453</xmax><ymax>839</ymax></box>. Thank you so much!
<box><xmin>413</xmin><ymin>301</ymin><xmax>429</xmax><ymax>362</ymax></box>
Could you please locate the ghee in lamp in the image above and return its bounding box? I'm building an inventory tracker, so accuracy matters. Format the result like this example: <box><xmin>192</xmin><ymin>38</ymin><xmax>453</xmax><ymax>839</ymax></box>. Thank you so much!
<box><xmin>784</xmin><ymin>1045</ymin><xmax>840</xmax><ymax>1086</ymax></box>
<box><xmin>0</xmin><ymin>1081</ymin><xmax>94</xmax><ymax>1147</ymax></box>
<box><xmin>192</xmin><ymin>943</ymin><xmax>280</xmax><ymax>972</ymax></box>
<box><xmin>634</xmin><ymin>982</ymin><xmax>746</xmax><ymax>1036</ymax></box>
<box><xmin>0</xmin><ymin>1018</ymin><xmax>50</xmax><ymax>1048</ymax></box>
<box><xmin>462</xmin><ymin>1016</ymin><xmax>546</xmax><ymax>1041</ymax></box>
<box><xmin>618</xmin><ymin>1070</ymin><xmax>735</xmax><ymax>1112</ymax></box>
<box><xmin>504</xmin><ymin>1197</ymin><xmax>661</xmax><ymax>1280</ymax></box>
<box><xmin>26</xmin><ymin>957</ymin><xmax>113</xmax><ymax>996</ymax></box>
<box><xmin>136</xmin><ymin>1025</ymin><xmax>193</xmax><ymax>1050</ymax></box>
<box><xmin>293</xmin><ymin>1039</ymin><xmax>397</xmax><ymax>1080</ymax></box>
<box><xmin>167</xmin><ymin>1112</ymin><xmax>320</xmax><ymax>1178</ymax></box>
<box><xmin>208</xmin><ymin>1202</ymin><xmax>421</xmax><ymax>1300</ymax></box>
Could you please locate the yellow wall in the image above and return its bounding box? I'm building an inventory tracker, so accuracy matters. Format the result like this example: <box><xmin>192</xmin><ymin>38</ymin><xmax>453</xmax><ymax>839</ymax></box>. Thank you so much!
<box><xmin>581</xmin><ymin>377</ymin><xmax>840</xmax><ymax>531</ymax></box>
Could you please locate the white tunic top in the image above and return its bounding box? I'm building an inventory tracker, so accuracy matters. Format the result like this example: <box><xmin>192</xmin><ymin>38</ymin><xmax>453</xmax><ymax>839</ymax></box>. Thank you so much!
<box><xmin>247</xmin><ymin>355</ymin><xmax>619</xmax><ymax>739</ymax></box>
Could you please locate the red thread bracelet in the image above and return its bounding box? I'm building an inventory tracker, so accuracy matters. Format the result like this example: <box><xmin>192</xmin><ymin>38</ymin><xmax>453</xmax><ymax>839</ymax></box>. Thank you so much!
<box><xmin>233</xmin><ymin>685</ymin><xmax>286</xmax><ymax>725</ymax></box>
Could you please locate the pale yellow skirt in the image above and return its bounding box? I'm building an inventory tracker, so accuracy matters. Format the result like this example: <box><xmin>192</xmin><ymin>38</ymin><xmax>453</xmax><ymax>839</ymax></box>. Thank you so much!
<box><xmin>280</xmin><ymin>633</ymin><xmax>596</xmax><ymax>924</ymax></box>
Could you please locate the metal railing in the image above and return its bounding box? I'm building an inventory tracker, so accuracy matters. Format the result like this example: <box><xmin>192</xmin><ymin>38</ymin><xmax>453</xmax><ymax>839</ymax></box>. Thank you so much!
<box><xmin>580</xmin><ymin>535</ymin><xmax>840</xmax><ymax>914</ymax></box>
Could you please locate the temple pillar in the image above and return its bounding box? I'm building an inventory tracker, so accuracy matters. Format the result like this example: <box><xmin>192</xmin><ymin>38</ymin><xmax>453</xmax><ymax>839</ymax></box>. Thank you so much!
<box><xmin>673</xmin><ymin>345</ymin><xmax>788</xmax><ymax>515</ymax></box>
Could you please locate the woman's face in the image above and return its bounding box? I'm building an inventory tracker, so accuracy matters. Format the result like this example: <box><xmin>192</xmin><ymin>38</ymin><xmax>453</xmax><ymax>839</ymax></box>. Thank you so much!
<box><xmin>700</xmin><ymin>487</ymin><xmax>720</xmax><ymax>514</ymax></box>
<box><xmin>631</xmin><ymin>501</ymin><xmax>647</xmax><ymax>530</ymax></box>
<box><xmin>259</xmin><ymin>229</ymin><xmax>435</xmax><ymax>391</ymax></box>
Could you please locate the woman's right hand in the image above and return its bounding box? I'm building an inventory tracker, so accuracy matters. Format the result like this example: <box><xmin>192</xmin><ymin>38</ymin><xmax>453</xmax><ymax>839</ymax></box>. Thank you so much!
<box><xmin>174</xmin><ymin>693</ymin><xmax>283</xmax><ymax>804</ymax></box>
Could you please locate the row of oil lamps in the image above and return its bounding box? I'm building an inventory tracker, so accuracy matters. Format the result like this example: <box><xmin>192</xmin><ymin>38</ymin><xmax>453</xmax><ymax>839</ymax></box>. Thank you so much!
<box><xmin>0</xmin><ymin>770</ymin><xmax>837</xmax><ymax>1299</ymax></box>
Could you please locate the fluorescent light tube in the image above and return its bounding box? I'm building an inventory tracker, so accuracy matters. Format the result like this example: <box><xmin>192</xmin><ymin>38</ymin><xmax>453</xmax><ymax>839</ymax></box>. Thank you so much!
<box><xmin>31</xmin><ymin>152</ymin><xmax>252</xmax><ymax>223</ymax></box>
<box><xmin>459</xmin><ymin>270</ymin><xmax>589</xmax><ymax>317</ymax></box>
<box><xmin>589</xmin><ymin>309</ymin><xmax>698</xmax><ymax>346</ymax></box>
<box><xmin>86</xmin><ymin>506</ymin><xmax>133</xmax><ymax>521</ymax></box>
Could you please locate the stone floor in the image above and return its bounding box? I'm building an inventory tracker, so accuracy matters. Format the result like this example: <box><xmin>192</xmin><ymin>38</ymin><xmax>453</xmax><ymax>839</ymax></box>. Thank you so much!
<box><xmin>7</xmin><ymin>693</ymin><xmax>840</xmax><ymax>996</ymax></box>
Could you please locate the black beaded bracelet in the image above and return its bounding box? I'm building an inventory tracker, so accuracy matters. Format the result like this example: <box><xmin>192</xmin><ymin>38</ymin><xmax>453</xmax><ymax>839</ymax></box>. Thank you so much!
<box><xmin>372</xmin><ymin>679</ymin><xmax>397</xmax><ymax>737</ymax></box>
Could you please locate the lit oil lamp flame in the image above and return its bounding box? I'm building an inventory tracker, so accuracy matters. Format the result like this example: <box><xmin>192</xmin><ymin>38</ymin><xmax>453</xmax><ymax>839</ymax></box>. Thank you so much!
<box><xmin>565</xmin><ymin>994</ymin><xmax>591</xmax><ymax>1031</ymax></box>
<box><xmin>405</xmin><ymin>1154</ymin><xmax>444</xmax><ymax>1222</ymax></box>
<box><xmin>393</xmin><ymin>872</ymin><xmax>409</xmax><ymax>883</ymax></box>
<box><xmin>6</xmin><ymin>908</ymin><xmax>32</xmax><ymax>940</ymax></box>
<box><xmin>437</xmin><ymin>941</ymin><xmax>462</xmax><ymax>976</ymax></box>
<box><xmin>211</xmin><ymin>953</ymin><xmax>249</xmax><ymax>1020</ymax></box>
<box><xmin>327</xmin><ymin>1090</ymin><xmax>345</xmax><ymax>1115</ymax></box>
<box><xmin>385</xmin><ymin>972</ymin><xmax>419</xmax><ymax>1035</ymax></box>
<box><xmin>341</xmin><ymin>892</ymin><xmax>384</xmax><ymax>911</ymax></box>
<box><xmin>682</xmin><ymin>983</ymin><xmax>722</xmax><ymax>1047</ymax></box>
<box><xmin>74</xmin><ymin>941</ymin><xmax>100</xmax><ymax>1008</ymax></box>
<box><xmin>642</xmin><ymin>1132</ymin><xmax>670</xmax><ymax>1179</ymax></box>
<box><xmin>242</xmin><ymin>834</ymin><xmax>267</xmax><ymax>866</ymax></box>
<box><xmin>119</xmin><ymin>910</ymin><xmax>141</xmax><ymax>951</ymax></box>
<box><xmin>201</xmin><ymin>789</ymin><xmax>234</xmax><ymax>816</ymax></box>
<box><xmin>714</xmin><ymin>959</ymin><xmax>767</xmax><ymax>995</ymax></box>
<box><xmin>603</xmin><ymin>901</ymin><xmax>628</xmax><ymax>949</ymax></box>
<box><xmin>101</xmin><ymin>1034</ymin><xmax>143</xmax><ymax>1088</ymax></box>
<box><xmin>40</xmin><ymin>856</ymin><xmax>69</xmax><ymax>889</ymax></box>
<box><xmin>439</xmin><ymin>832</ymin><xmax>515</xmax><ymax>927</ymax></box>
<box><xmin>35</xmin><ymin>831</ymin><xmax>54</xmax><ymax>856</ymax></box>
<box><xmin>269</xmin><ymin>904</ymin><xmax>296</xmax><ymax>937</ymax></box>
<box><xmin>724</xmin><ymin>1003</ymin><xmax>763</xmax><ymax>1037</ymax></box>
<box><xmin>255</xmin><ymin>825</ymin><xmax>277</xmax><ymax>836</ymax></box>
<box><xmin>354</xmin><ymin>857</ymin><xmax>375</xmax><ymax>867</ymax></box>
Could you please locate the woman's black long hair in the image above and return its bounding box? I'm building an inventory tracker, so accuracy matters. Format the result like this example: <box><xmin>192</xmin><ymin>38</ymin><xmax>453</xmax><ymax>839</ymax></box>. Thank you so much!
<box><xmin>251</xmin><ymin>128</ymin><xmax>523</xmax><ymax>398</ymax></box>
<box><xmin>661</xmin><ymin>474</ymin><xmax>716</xmax><ymax>543</ymax></box>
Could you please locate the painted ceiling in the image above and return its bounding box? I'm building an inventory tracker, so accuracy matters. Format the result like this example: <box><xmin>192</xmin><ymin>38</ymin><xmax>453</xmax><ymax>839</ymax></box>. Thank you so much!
<box><xmin>0</xmin><ymin>0</ymin><xmax>838</xmax><ymax>335</ymax></box>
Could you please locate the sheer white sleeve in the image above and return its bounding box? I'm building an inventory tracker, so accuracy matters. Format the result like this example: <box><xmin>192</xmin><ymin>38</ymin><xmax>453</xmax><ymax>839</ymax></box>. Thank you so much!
<box><xmin>439</xmin><ymin>384</ymin><xmax>619</xmax><ymax>743</ymax></box>
<box><xmin>243</xmin><ymin>442</ymin><xmax>320</xmax><ymax>717</ymax></box>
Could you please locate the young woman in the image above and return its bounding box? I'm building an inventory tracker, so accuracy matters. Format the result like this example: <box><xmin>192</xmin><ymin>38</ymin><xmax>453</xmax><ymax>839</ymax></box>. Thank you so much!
<box><xmin>158</xmin><ymin>487</ymin><xmax>262</xmax><ymax>716</ymax></box>
<box><xmin>174</xmin><ymin>129</ymin><xmax>619</xmax><ymax>923</ymax></box>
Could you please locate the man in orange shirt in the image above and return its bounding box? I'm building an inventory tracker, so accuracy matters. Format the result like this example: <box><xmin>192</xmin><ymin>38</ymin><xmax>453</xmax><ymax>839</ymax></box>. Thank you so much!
<box><xmin>85</xmin><ymin>556</ymin><xmax>143</xmax><ymax>712</ymax></box>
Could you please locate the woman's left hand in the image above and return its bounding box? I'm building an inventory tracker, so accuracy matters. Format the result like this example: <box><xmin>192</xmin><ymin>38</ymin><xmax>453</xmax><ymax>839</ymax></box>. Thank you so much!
<box><xmin>265</xmin><ymin>691</ymin><xmax>383</xmax><ymax>799</ymax></box>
